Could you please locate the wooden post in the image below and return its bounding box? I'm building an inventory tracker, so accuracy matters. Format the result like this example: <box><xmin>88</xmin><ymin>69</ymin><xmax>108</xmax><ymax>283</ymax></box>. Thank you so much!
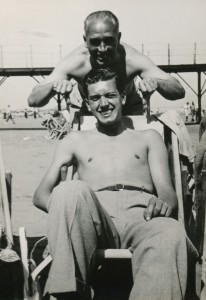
<box><xmin>0</xmin><ymin>142</ymin><xmax>13</xmax><ymax>246</ymax></box>
<box><xmin>59</xmin><ymin>44</ymin><xmax>62</xmax><ymax>59</ymax></box>
<box><xmin>200</xmin><ymin>153</ymin><xmax>206</xmax><ymax>300</ymax></box>
<box><xmin>5</xmin><ymin>172</ymin><xmax>12</xmax><ymax>216</ymax></box>
<box><xmin>57</xmin><ymin>93</ymin><xmax>61</xmax><ymax>111</ymax></box>
<box><xmin>194</xmin><ymin>43</ymin><xmax>197</xmax><ymax>64</ymax></box>
<box><xmin>30</xmin><ymin>45</ymin><xmax>33</xmax><ymax>68</ymax></box>
<box><xmin>168</xmin><ymin>43</ymin><xmax>170</xmax><ymax>65</ymax></box>
<box><xmin>0</xmin><ymin>45</ymin><xmax>3</xmax><ymax>68</ymax></box>
<box><xmin>171</xmin><ymin>133</ymin><xmax>184</xmax><ymax>225</ymax></box>
<box><xmin>197</xmin><ymin>71</ymin><xmax>202</xmax><ymax>123</ymax></box>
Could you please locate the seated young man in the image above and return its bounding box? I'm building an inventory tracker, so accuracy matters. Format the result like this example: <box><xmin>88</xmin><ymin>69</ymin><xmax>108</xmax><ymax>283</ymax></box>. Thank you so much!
<box><xmin>33</xmin><ymin>68</ymin><xmax>197</xmax><ymax>300</ymax></box>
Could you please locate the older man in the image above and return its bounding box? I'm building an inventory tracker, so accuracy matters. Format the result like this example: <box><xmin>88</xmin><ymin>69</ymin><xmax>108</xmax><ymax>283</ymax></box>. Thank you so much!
<box><xmin>33</xmin><ymin>68</ymin><xmax>195</xmax><ymax>300</ymax></box>
<box><xmin>28</xmin><ymin>10</ymin><xmax>185</xmax><ymax>117</ymax></box>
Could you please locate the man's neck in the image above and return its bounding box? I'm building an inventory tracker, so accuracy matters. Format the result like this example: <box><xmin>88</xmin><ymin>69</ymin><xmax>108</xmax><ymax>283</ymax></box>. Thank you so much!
<box><xmin>97</xmin><ymin>120</ymin><xmax>127</xmax><ymax>136</ymax></box>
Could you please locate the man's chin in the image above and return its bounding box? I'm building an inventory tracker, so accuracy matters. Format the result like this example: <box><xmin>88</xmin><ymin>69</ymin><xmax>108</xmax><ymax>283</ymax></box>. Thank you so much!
<box><xmin>96</xmin><ymin>60</ymin><xmax>109</xmax><ymax>67</ymax></box>
<box><xmin>95</xmin><ymin>114</ymin><xmax>116</xmax><ymax>125</ymax></box>
<box><xmin>96</xmin><ymin>56</ymin><xmax>113</xmax><ymax>66</ymax></box>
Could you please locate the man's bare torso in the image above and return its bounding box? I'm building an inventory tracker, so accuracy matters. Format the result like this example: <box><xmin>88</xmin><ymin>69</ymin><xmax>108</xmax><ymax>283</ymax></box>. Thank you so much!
<box><xmin>69</xmin><ymin>128</ymin><xmax>154</xmax><ymax>192</ymax></box>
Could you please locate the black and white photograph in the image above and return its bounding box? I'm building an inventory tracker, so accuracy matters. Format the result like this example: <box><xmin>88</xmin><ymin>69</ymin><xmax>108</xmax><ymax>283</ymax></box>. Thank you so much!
<box><xmin>0</xmin><ymin>0</ymin><xmax>206</xmax><ymax>299</ymax></box>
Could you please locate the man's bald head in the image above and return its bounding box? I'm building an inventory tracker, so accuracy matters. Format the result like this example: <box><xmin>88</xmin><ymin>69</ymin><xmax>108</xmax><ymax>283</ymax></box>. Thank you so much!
<box><xmin>84</xmin><ymin>10</ymin><xmax>119</xmax><ymax>34</ymax></box>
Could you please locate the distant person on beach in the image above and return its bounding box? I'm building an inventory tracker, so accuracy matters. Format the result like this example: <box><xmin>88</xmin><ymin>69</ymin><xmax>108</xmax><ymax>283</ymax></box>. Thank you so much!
<box><xmin>33</xmin><ymin>107</ymin><xmax>39</xmax><ymax>119</ymax></box>
<box><xmin>28</xmin><ymin>10</ymin><xmax>185</xmax><ymax>118</ymax></box>
<box><xmin>5</xmin><ymin>105</ymin><xmax>15</xmax><ymax>124</ymax></box>
<box><xmin>24</xmin><ymin>108</ymin><xmax>28</xmax><ymax>119</ymax></box>
<box><xmin>33</xmin><ymin>68</ymin><xmax>196</xmax><ymax>300</ymax></box>
<box><xmin>2</xmin><ymin>109</ymin><xmax>6</xmax><ymax>119</ymax></box>
<box><xmin>183</xmin><ymin>102</ymin><xmax>190</xmax><ymax>123</ymax></box>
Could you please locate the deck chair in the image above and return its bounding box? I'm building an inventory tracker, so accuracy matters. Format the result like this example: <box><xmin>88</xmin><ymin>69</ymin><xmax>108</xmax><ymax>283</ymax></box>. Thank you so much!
<box><xmin>0</xmin><ymin>142</ymin><xmax>22</xmax><ymax>299</ymax></box>
<box><xmin>19</xmin><ymin>114</ymin><xmax>197</xmax><ymax>300</ymax></box>
<box><xmin>194</xmin><ymin>130</ymin><xmax>206</xmax><ymax>300</ymax></box>
<box><xmin>41</xmin><ymin>113</ymin><xmax>70</xmax><ymax>140</ymax></box>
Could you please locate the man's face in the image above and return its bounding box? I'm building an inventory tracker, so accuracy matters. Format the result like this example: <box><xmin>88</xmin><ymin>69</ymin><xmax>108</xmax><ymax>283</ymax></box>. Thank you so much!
<box><xmin>87</xmin><ymin>78</ymin><xmax>125</xmax><ymax>125</ymax></box>
<box><xmin>84</xmin><ymin>19</ymin><xmax>120</xmax><ymax>66</ymax></box>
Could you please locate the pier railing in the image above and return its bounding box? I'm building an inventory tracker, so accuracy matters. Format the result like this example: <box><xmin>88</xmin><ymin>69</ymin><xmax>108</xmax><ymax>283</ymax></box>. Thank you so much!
<box><xmin>0</xmin><ymin>43</ymin><xmax>206</xmax><ymax>68</ymax></box>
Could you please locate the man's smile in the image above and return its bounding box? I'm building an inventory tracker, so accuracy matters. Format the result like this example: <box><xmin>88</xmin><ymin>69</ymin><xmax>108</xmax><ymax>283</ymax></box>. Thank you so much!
<box><xmin>98</xmin><ymin>108</ymin><xmax>114</xmax><ymax>117</ymax></box>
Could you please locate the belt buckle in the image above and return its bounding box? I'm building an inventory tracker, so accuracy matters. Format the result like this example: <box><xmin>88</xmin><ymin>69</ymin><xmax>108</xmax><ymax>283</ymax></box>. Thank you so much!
<box><xmin>115</xmin><ymin>184</ymin><xmax>124</xmax><ymax>191</ymax></box>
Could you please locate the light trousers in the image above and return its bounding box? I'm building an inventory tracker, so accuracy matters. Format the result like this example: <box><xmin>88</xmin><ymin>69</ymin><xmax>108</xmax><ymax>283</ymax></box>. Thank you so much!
<box><xmin>44</xmin><ymin>180</ymin><xmax>197</xmax><ymax>300</ymax></box>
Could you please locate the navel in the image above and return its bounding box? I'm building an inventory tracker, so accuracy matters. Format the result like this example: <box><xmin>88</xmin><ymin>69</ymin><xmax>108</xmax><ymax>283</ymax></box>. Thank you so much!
<box><xmin>88</xmin><ymin>157</ymin><xmax>93</xmax><ymax>162</ymax></box>
<box><xmin>135</xmin><ymin>154</ymin><xmax>140</xmax><ymax>159</ymax></box>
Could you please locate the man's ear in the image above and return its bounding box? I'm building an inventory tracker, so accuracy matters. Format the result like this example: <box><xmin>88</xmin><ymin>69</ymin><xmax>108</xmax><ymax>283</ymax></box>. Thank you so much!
<box><xmin>121</xmin><ymin>91</ymin><xmax>126</xmax><ymax>105</ymax></box>
<box><xmin>83</xmin><ymin>35</ymin><xmax>87</xmax><ymax>48</ymax></box>
<box><xmin>85</xmin><ymin>99</ymin><xmax>91</xmax><ymax>111</ymax></box>
<box><xmin>118</xmin><ymin>32</ymin><xmax>121</xmax><ymax>42</ymax></box>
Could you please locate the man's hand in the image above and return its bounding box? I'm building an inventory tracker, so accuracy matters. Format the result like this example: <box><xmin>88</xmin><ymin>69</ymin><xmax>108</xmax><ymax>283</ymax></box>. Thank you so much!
<box><xmin>138</xmin><ymin>78</ymin><xmax>158</xmax><ymax>99</ymax></box>
<box><xmin>144</xmin><ymin>196</ymin><xmax>173</xmax><ymax>221</ymax></box>
<box><xmin>53</xmin><ymin>80</ymin><xmax>73</xmax><ymax>95</ymax></box>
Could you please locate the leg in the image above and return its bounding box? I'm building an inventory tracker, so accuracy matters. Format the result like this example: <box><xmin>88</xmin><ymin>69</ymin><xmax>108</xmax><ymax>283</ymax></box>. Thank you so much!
<box><xmin>125</xmin><ymin>216</ymin><xmax>191</xmax><ymax>300</ymax></box>
<box><xmin>45</xmin><ymin>181</ymin><xmax>119</xmax><ymax>299</ymax></box>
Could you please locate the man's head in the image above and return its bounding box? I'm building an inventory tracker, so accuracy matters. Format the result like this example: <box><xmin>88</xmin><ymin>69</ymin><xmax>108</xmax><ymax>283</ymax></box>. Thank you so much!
<box><xmin>83</xmin><ymin>11</ymin><xmax>121</xmax><ymax>66</ymax></box>
<box><xmin>84</xmin><ymin>68</ymin><xmax>126</xmax><ymax>125</ymax></box>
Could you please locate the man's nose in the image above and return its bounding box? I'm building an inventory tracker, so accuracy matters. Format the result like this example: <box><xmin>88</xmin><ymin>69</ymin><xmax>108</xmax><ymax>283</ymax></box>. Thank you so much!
<box><xmin>99</xmin><ymin>96</ymin><xmax>108</xmax><ymax>106</ymax></box>
<box><xmin>98</xmin><ymin>41</ymin><xmax>107</xmax><ymax>52</ymax></box>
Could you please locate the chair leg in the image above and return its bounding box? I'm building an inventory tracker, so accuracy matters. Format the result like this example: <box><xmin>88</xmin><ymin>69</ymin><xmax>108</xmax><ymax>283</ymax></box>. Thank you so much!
<box><xmin>19</xmin><ymin>227</ymin><xmax>42</xmax><ymax>300</ymax></box>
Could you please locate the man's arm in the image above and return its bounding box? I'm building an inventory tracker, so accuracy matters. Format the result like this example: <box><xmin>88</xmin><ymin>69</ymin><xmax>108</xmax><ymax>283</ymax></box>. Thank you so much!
<box><xmin>144</xmin><ymin>130</ymin><xmax>178</xmax><ymax>220</ymax></box>
<box><xmin>126</xmin><ymin>45</ymin><xmax>185</xmax><ymax>100</ymax></box>
<box><xmin>27</xmin><ymin>47</ymin><xmax>86</xmax><ymax>107</ymax></box>
<box><xmin>33</xmin><ymin>134</ymin><xmax>76</xmax><ymax>212</ymax></box>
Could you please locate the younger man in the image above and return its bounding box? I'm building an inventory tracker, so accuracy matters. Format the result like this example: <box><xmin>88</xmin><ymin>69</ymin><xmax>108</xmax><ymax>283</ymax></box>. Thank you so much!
<box><xmin>34</xmin><ymin>68</ymin><xmax>195</xmax><ymax>300</ymax></box>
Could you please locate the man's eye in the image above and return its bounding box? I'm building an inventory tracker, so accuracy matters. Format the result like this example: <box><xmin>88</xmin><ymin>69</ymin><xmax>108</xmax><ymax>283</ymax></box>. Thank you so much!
<box><xmin>89</xmin><ymin>97</ymin><xmax>99</xmax><ymax>102</ymax></box>
<box><xmin>104</xmin><ymin>37</ymin><xmax>115</xmax><ymax>45</ymax></box>
<box><xmin>90</xmin><ymin>39</ymin><xmax>100</xmax><ymax>47</ymax></box>
<box><xmin>106</xmin><ymin>93</ymin><xmax>117</xmax><ymax>98</ymax></box>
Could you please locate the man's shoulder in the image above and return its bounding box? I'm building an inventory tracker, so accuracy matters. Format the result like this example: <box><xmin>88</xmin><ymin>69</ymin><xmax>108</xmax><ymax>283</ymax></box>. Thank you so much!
<box><xmin>125</xmin><ymin>128</ymin><xmax>160</xmax><ymax>140</ymax></box>
<box><xmin>139</xmin><ymin>128</ymin><xmax>163</xmax><ymax>142</ymax></box>
<box><xmin>66</xmin><ymin>44</ymin><xmax>89</xmax><ymax>61</ymax></box>
<box><xmin>65</xmin><ymin>129</ymin><xmax>95</xmax><ymax>141</ymax></box>
<box><xmin>54</xmin><ymin>44</ymin><xmax>90</xmax><ymax>75</ymax></box>
<box><xmin>120</xmin><ymin>42</ymin><xmax>153</xmax><ymax>73</ymax></box>
<box><xmin>121</xmin><ymin>42</ymin><xmax>141</xmax><ymax>55</ymax></box>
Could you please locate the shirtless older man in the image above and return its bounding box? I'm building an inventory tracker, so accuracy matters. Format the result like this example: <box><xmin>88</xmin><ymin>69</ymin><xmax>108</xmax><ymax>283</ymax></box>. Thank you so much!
<box><xmin>33</xmin><ymin>68</ymin><xmax>195</xmax><ymax>300</ymax></box>
<box><xmin>28</xmin><ymin>10</ymin><xmax>185</xmax><ymax>116</ymax></box>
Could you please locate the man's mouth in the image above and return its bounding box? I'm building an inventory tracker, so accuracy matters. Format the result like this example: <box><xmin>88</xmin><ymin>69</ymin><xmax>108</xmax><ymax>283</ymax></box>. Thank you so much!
<box><xmin>99</xmin><ymin>109</ymin><xmax>113</xmax><ymax>117</ymax></box>
<box><xmin>97</xmin><ymin>54</ymin><xmax>110</xmax><ymax>63</ymax></box>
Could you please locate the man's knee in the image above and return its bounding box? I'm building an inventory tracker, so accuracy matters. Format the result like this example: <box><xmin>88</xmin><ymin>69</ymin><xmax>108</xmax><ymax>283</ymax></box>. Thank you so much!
<box><xmin>50</xmin><ymin>180</ymin><xmax>94</xmax><ymax>209</ymax></box>
<box><xmin>152</xmin><ymin>218</ymin><xmax>186</xmax><ymax>249</ymax></box>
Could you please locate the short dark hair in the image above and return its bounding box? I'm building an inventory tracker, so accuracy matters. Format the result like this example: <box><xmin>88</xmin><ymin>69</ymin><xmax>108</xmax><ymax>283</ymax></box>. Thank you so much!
<box><xmin>84</xmin><ymin>68</ymin><xmax>125</xmax><ymax>97</ymax></box>
<box><xmin>84</xmin><ymin>10</ymin><xmax>119</xmax><ymax>33</ymax></box>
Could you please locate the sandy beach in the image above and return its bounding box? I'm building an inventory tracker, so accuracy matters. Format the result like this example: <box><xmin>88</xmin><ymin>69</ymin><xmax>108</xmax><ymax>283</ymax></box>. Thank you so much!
<box><xmin>0</xmin><ymin>116</ymin><xmax>200</xmax><ymax>237</ymax></box>
<box><xmin>0</xmin><ymin>116</ymin><xmax>57</xmax><ymax>237</ymax></box>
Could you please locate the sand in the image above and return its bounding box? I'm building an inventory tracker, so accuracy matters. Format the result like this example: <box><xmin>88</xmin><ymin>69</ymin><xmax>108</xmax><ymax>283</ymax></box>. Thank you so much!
<box><xmin>0</xmin><ymin>116</ymin><xmax>200</xmax><ymax>237</ymax></box>
<box><xmin>0</xmin><ymin>117</ymin><xmax>58</xmax><ymax>236</ymax></box>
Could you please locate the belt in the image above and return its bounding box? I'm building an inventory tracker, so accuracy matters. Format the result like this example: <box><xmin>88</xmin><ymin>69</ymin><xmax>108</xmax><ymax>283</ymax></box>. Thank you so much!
<box><xmin>96</xmin><ymin>184</ymin><xmax>153</xmax><ymax>195</ymax></box>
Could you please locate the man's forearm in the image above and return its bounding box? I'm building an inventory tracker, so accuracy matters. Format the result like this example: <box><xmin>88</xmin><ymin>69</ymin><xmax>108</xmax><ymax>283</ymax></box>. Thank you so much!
<box><xmin>159</xmin><ymin>189</ymin><xmax>178</xmax><ymax>213</ymax></box>
<box><xmin>28</xmin><ymin>82</ymin><xmax>56</xmax><ymax>107</ymax></box>
<box><xmin>157</xmin><ymin>77</ymin><xmax>185</xmax><ymax>100</ymax></box>
<box><xmin>33</xmin><ymin>166</ymin><xmax>60</xmax><ymax>212</ymax></box>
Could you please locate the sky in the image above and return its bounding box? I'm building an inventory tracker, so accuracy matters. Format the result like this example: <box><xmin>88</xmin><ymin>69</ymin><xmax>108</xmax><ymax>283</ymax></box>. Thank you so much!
<box><xmin>0</xmin><ymin>0</ymin><xmax>206</xmax><ymax>111</ymax></box>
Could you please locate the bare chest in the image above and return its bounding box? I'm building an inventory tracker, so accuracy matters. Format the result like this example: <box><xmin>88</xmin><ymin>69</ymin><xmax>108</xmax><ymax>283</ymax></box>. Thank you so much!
<box><xmin>76</xmin><ymin>136</ymin><xmax>147</xmax><ymax>170</ymax></box>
